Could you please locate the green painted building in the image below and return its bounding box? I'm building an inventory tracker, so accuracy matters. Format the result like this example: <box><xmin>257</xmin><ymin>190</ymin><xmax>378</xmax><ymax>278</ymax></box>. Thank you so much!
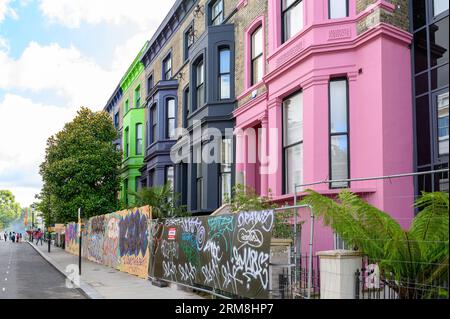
<box><xmin>119</xmin><ymin>42</ymin><xmax>148</xmax><ymax>207</ymax></box>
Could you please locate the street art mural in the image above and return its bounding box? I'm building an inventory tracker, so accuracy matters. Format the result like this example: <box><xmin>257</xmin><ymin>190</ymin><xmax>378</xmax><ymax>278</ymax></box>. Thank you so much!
<box><xmin>65</xmin><ymin>206</ymin><xmax>151</xmax><ymax>279</ymax></box>
<box><xmin>65</xmin><ymin>222</ymin><xmax>79</xmax><ymax>256</ymax></box>
<box><xmin>150</xmin><ymin>211</ymin><xmax>275</xmax><ymax>299</ymax></box>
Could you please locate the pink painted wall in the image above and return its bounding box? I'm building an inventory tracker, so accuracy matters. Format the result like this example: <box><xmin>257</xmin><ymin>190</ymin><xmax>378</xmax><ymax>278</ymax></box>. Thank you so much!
<box><xmin>234</xmin><ymin>0</ymin><xmax>414</xmax><ymax>254</ymax></box>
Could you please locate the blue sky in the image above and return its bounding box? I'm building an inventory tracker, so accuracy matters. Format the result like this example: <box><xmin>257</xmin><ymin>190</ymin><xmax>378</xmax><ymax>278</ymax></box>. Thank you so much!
<box><xmin>0</xmin><ymin>0</ymin><xmax>175</xmax><ymax>207</ymax></box>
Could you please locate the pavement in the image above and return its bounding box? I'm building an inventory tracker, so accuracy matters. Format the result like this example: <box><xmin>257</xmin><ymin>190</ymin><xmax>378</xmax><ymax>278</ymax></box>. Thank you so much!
<box><xmin>0</xmin><ymin>239</ymin><xmax>86</xmax><ymax>299</ymax></box>
<box><xmin>28</xmin><ymin>240</ymin><xmax>203</xmax><ymax>299</ymax></box>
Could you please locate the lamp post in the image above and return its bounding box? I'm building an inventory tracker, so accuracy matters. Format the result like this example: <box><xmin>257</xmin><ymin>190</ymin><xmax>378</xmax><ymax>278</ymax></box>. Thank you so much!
<box><xmin>48</xmin><ymin>209</ymin><xmax>51</xmax><ymax>253</ymax></box>
<box><xmin>78</xmin><ymin>208</ymin><xmax>82</xmax><ymax>276</ymax></box>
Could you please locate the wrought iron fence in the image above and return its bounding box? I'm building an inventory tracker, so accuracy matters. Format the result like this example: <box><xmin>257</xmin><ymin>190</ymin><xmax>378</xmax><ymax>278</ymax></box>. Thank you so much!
<box><xmin>355</xmin><ymin>258</ymin><xmax>449</xmax><ymax>299</ymax></box>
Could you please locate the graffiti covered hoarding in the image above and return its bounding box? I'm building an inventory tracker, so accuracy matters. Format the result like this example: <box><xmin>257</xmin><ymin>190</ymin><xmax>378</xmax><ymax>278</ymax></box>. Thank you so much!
<box><xmin>65</xmin><ymin>222</ymin><xmax>79</xmax><ymax>255</ymax></box>
<box><xmin>66</xmin><ymin>206</ymin><xmax>151</xmax><ymax>279</ymax></box>
<box><xmin>150</xmin><ymin>211</ymin><xmax>274</xmax><ymax>299</ymax></box>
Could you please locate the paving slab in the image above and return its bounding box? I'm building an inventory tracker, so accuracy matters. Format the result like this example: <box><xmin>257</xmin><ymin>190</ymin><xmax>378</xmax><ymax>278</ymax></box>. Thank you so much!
<box><xmin>28</xmin><ymin>241</ymin><xmax>203</xmax><ymax>299</ymax></box>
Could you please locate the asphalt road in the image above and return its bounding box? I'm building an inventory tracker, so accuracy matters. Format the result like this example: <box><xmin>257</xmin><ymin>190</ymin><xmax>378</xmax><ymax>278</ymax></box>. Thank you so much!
<box><xmin>0</xmin><ymin>239</ymin><xmax>86</xmax><ymax>299</ymax></box>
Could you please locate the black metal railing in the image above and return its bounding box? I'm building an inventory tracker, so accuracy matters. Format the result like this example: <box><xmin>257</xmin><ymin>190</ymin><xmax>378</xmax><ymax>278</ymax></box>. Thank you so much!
<box><xmin>355</xmin><ymin>264</ymin><xmax>449</xmax><ymax>299</ymax></box>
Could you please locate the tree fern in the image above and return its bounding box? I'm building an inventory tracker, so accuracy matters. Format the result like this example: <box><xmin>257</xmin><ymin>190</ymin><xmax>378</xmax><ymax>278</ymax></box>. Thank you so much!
<box><xmin>302</xmin><ymin>189</ymin><xmax>449</xmax><ymax>298</ymax></box>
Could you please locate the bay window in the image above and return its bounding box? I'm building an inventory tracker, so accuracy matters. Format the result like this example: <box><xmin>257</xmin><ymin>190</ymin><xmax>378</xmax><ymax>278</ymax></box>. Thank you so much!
<box><xmin>220</xmin><ymin>138</ymin><xmax>232</xmax><ymax>203</ymax></box>
<box><xmin>166</xmin><ymin>98</ymin><xmax>176</xmax><ymax>140</ymax></box>
<box><xmin>136</xmin><ymin>123</ymin><xmax>143</xmax><ymax>155</ymax></box>
<box><xmin>282</xmin><ymin>0</ymin><xmax>303</xmax><ymax>43</ymax></box>
<box><xmin>219</xmin><ymin>48</ymin><xmax>231</xmax><ymax>99</ymax></box>
<box><xmin>329</xmin><ymin>0</ymin><xmax>348</xmax><ymax>19</ymax></box>
<box><xmin>329</xmin><ymin>79</ymin><xmax>350</xmax><ymax>188</ymax></box>
<box><xmin>283</xmin><ymin>91</ymin><xmax>303</xmax><ymax>194</ymax></box>
<box><xmin>151</xmin><ymin>105</ymin><xmax>157</xmax><ymax>143</ymax></box>
<box><xmin>196</xmin><ymin>59</ymin><xmax>205</xmax><ymax>110</ymax></box>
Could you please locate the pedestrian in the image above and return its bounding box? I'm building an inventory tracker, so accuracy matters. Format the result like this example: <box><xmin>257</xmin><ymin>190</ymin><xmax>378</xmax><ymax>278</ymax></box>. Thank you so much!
<box><xmin>19</xmin><ymin>233</ymin><xmax>22</xmax><ymax>243</ymax></box>
<box><xmin>11</xmin><ymin>232</ymin><xmax>15</xmax><ymax>243</ymax></box>
<box><xmin>36</xmin><ymin>229</ymin><xmax>43</xmax><ymax>246</ymax></box>
<box><xmin>4</xmin><ymin>232</ymin><xmax>7</xmax><ymax>241</ymax></box>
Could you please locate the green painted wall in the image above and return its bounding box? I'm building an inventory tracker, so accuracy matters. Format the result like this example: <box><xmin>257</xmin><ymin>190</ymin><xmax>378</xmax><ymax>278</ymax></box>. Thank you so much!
<box><xmin>121</xmin><ymin>107</ymin><xmax>146</xmax><ymax>207</ymax></box>
<box><xmin>118</xmin><ymin>42</ymin><xmax>148</xmax><ymax>207</ymax></box>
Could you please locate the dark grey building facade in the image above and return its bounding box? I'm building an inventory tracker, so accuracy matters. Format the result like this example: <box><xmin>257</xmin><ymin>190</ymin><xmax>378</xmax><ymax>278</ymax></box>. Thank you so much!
<box><xmin>411</xmin><ymin>0</ymin><xmax>449</xmax><ymax>193</ymax></box>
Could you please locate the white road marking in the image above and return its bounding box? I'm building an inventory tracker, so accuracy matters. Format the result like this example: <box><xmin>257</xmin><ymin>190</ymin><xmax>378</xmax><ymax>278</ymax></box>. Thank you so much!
<box><xmin>2</xmin><ymin>288</ymin><xmax>5</xmax><ymax>292</ymax></box>
<box><xmin>4</xmin><ymin>278</ymin><xmax>7</xmax><ymax>281</ymax></box>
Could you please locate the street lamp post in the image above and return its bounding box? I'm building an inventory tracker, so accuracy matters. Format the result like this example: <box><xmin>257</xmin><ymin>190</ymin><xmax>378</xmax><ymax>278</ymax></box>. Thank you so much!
<box><xmin>78</xmin><ymin>208</ymin><xmax>82</xmax><ymax>277</ymax></box>
<box><xmin>48</xmin><ymin>210</ymin><xmax>51</xmax><ymax>253</ymax></box>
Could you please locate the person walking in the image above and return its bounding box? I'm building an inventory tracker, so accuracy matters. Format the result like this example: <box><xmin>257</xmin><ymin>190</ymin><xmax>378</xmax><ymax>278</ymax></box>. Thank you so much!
<box><xmin>2</xmin><ymin>232</ymin><xmax>5</xmax><ymax>241</ymax></box>
<box><xmin>36</xmin><ymin>229</ymin><xmax>43</xmax><ymax>246</ymax></box>
<box><xmin>11</xmin><ymin>232</ymin><xmax>16</xmax><ymax>243</ymax></box>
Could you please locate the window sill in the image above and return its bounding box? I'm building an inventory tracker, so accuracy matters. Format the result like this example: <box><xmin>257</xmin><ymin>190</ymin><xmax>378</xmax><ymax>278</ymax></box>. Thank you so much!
<box><xmin>237</xmin><ymin>81</ymin><xmax>265</xmax><ymax>101</ymax></box>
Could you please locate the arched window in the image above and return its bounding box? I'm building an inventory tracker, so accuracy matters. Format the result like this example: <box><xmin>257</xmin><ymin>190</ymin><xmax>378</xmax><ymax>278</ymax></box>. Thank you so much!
<box><xmin>219</xmin><ymin>47</ymin><xmax>231</xmax><ymax>99</ymax></box>
<box><xmin>251</xmin><ymin>26</ymin><xmax>264</xmax><ymax>85</ymax></box>
<box><xmin>194</xmin><ymin>58</ymin><xmax>205</xmax><ymax>110</ymax></box>
<box><xmin>166</xmin><ymin>98</ymin><xmax>176</xmax><ymax>140</ymax></box>
<box><xmin>136</xmin><ymin>123</ymin><xmax>143</xmax><ymax>155</ymax></box>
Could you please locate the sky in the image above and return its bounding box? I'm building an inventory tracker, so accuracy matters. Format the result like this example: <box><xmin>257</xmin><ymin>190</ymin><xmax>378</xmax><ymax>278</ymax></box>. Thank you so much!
<box><xmin>0</xmin><ymin>0</ymin><xmax>176</xmax><ymax>207</ymax></box>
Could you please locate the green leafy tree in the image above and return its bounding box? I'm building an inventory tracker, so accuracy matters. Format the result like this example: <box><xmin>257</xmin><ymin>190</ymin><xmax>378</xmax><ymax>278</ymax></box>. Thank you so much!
<box><xmin>0</xmin><ymin>190</ymin><xmax>21</xmax><ymax>230</ymax></box>
<box><xmin>38</xmin><ymin>107</ymin><xmax>121</xmax><ymax>224</ymax></box>
<box><xmin>302</xmin><ymin>190</ymin><xmax>449</xmax><ymax>299</ymax></box>
<box><xmin>132</xmin><ymin>184</ymin><xmax>189</xmax><ymax>218</ymax></box>
<box><xmin>227</xmin><ymin>184</ymin><xmax>296</xmax><ymax>239</ymax></box>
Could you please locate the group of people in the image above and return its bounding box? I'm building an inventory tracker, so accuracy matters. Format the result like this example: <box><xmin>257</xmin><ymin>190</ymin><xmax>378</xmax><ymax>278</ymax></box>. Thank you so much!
<box><xmin>1</xmin><ymin>231</ymin><xmax>23</xmax><ymax>243</ymax></box>
<box><xmin>1</xmin><ymin>229</ymin><xmax>44</xmax><ymax>245</ymax></box>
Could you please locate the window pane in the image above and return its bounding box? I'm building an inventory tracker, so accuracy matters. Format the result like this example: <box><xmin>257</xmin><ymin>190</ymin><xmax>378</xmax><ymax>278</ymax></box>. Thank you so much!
<box><xmin>220</xmin><ymin>49</ymin><xmax>230</xmax><ymax>73</ymax></box>
<box><xmin>197</xmin><ymin>85</ymin><xmax>204</xmax><ymax>108</ymax></box>
<box><xmin>282</xmin><ymin>0</ymin><xmax>298</xmax><ymax>10</ymax></box>
<box><xmin>251</xmin><ymin>27</ymin><xmax>263</xmax><ymax>58</ymax></box>
<box><xmin>437</xmin><ymin>92</ymin><xmax>449</xmax><ymax>156</ymax></box>
<box><xmin>431</xmin><ymin>64</ymin><xmax>449</xmax><ymax>90</ymax></box>
<box><xmin>167</xmin><ymin>99</ymin><xmax>175</xmax><ymax>118</ymax></box>
<box><xmin>414</xmin><ymin>29</ymin><xmax>428</xmax><ymax>73</ymax></box>
<box><xmin>212</xmin><ymin>0</ymin><xmax>223</xmax><ymax>25</ymax></box>
<box><xmin>197</xmin><ymin>61</ymin><xmax>204</xmax><ymax>86</ymax></box>
<box><xmin>415</xmin><ymin>72</ymin><xmax>429</xmax><ymax>96</ymax></box>
<box><xmin>433</xmin><ymin>0</ymin><xmax>449</xmax><ymax>17</ymax></box>
<box><xmin>413</xmin><ymin>0</ymin><xmax>427</xmax><ymax>30</ymax></box>
<box><xmin>285</xmin><ymin>144</ymin><xmax>303</xmax><ymax>193</ymax></box>
<box><xmin>220</xmin><ymin>74</ymin><xmax>231</xmax><ymax>99</ymax></box>
<box><xmin>331</xmin><ymin>135</ymin><xmax>349</xmax><ymax>187</ymax></box>
<box><xmin>283</xmin><ymin>91</ymin><xmax>303</xmax><ymax>146</ymax></box>
<box><xmin>166</xmin><ymin>166</ymin><xmax>174</xmax><ymax>187</ymax></box>
<box><xmin>330</xmin><ymin>80</ymin><xmax>348</xmax><ymax>133</ymax></box>
<box><xmin>416</xmin><ymin>95</ymin><xmax>431</xmax><ymax>166</ymax></box>
<box><xmin>329</xmin><ymin>0</ymin><xmax>347</xmax><ymax>19</ymax></box>
<box><xmin>430</xmin><ymin>17</ymin><xmax>449</xmax><ymax>67</ymax></box>
<box><xmin>221</xmin><ymin>173</ymin><xmax>232</xmax><ymax>203</ymax></box>
<box><xmin>221</xmin><ymin>138</ymin><xmax>232</xmax><ymax>166</ymax></box>
<box><xmin>136</xmin><ymin>124</ymin><xmax>143</xmax><ymax>155</ymax></box>
<box><xmin>283</xmin><ymin>0</ymin><xmax>303</xmax><ymax>41</ymax></box>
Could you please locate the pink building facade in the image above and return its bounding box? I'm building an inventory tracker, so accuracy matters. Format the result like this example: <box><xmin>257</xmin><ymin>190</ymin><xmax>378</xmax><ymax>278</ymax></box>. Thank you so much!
<box><xmin>234</xmin><ymin>0</ymin><xmax>414</xmax><ymax>253</ymax></box>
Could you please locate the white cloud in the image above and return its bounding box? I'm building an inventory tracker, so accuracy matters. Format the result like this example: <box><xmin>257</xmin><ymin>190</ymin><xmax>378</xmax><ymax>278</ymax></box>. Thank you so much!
<box><xmin>0</xmin><ymin>41</ymin><xmax>119</xmax><ymax>109</ymax></box>
<box><xmin>0</xmin><ymin>36</ymin><xmax>9</xmax><ymax>52</ymax></box>
<box><xmin>39</xmin><ymin>0</ymin><xmax>174</xmax><ymax>30</ymax></box>
<box><xmin>0</xmin><ymin>94</ymin><xmax>78</xmax><ymax>206</ymax></box>
<box><xmin>0</xmin><ymin>0</ymin><xmax>18</xmax><ymax>23</ymax></box>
